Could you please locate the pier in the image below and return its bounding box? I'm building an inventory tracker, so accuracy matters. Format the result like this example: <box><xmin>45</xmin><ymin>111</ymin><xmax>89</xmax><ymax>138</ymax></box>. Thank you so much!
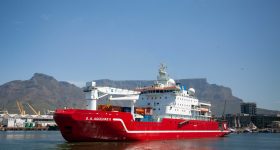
<box><xmin>0</xmin><ymin>113</ymin><xmax>57</xmax><ymax>131</ymax></box>
<box><xmin>0</xmin><ymin>127</ymin><xmax>49</xmax><ymax>131</ymax></box>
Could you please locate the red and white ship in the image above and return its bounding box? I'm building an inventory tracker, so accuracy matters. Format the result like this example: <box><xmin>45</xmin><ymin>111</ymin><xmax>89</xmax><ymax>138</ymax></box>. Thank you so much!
<box><xmin>54</xmin><ymin>64</ymin><xmax>229</xmax><ymax>142</ymax></box>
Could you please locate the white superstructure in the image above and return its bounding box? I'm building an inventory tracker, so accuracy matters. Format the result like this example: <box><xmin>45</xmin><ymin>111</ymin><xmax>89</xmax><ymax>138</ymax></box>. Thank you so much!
<box><xmin>84</xmin><ymin>64</ymin><xmax>212</xmax><ymax>121</ymax></box>
<box><xmin>135</xmin><ymin>64</ymin><xmax>211</xmax><ymax>120</ymax></box>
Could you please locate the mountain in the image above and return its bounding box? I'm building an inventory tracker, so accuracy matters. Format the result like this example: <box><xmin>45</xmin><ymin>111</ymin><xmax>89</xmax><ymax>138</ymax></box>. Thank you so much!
<box><xmin>1</xmin><ymin>73</ymin><xmax>273</xmax><ymax>116</ymax></box>
<box><xmin>0</xmin><ymin>73</ymin><xmax>85</xmax><ymax>114</ymax></box>
<box><xmin>257</xmin><ymin>108</ymin><xmax>280</xmax><ymax>116</ymax></box>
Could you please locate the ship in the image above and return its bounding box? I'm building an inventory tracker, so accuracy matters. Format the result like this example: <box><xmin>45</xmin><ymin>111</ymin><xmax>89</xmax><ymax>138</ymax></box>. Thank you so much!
<box><xmin>54</xmin><ymin>64</ymin><xmax>230</xmax><ymax>142</ymax></box>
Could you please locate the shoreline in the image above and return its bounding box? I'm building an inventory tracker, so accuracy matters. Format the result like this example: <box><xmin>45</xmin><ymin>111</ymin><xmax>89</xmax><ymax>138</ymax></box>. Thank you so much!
<box><xmin>0</xmin><ymin>126</ymin><xmax>58</xmax><ymax>131</ymax></box>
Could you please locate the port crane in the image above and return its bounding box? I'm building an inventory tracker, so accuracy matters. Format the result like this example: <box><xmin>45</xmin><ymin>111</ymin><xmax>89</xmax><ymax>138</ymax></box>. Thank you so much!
<box><xmin>16</xmin><ymin>101</ymin><xmax>41</xmax><ymax>115</ymax></box>
<box><xmin>27</xmin><ymin>103</ymin><xmax>40</xmax><ymax>115</ymax></box>
<box><xmin>16</xmin><ymin>101</ymin><xmax>26</xmax><ymax>115</ymax></box>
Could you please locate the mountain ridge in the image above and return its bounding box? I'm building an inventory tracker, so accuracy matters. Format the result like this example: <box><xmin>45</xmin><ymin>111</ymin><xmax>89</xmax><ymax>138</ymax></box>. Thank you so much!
<box><xmin>0</xmin><ymin>73</ymin><xmax>278</xmax><ymax>116</ymax></box>
<box><xmin>0</xmin><ymin>73</ymin><xmax>85</xmax><ymax>114</ymax></box>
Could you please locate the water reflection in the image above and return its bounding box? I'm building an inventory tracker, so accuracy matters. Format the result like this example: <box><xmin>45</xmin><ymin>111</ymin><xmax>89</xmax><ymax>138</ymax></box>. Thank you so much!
<box><xmin>0</xmin><ymin>131</ymin><xmax>49</xmax><ymax>140</ymax></box>
<box><xmin>57</xmin><ymin>142</ymin><xmax>129</xmax><ymax>150</ymax></box>
<box><xmin>56</xmin><ymin>138</ymin><xmax>221</xmax><ymax>150</ymax></box>
<box><xmin>1</xmin><ymin>132</ymin><xmax>279</xmax><ymax>150</ymax></box>
<box><xmin>125</xmin><ymin>139</ymin><xmax>217</xmax><ymax>150</ymax></box>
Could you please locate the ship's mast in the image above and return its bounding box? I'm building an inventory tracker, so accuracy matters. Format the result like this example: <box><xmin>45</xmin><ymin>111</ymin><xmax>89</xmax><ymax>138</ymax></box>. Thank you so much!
<box><xmin>156</xmin><ymin>63</ymin><xmax>177</xmax><ymax>87</ymax></box>
<box><xmin>157</xmin><ymin>64</ymin><xmax>169</xmax><ymax>85</ymax></box>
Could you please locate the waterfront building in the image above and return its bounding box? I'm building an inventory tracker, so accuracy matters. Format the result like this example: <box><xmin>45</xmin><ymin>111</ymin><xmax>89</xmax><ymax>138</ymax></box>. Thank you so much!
<box><xmin>0</xmin><ymin>114</ymin><xmax>56</xmax><ymax>128</ymax></box>
<box><xmin>271</xmin><ymin>121</ymin><xmax>280</xmax><ymax>128</ymax></box>
<box><xmin>251</xmin><ymin>115</ymin><xmax>280</xmax><ymax>129</ymax></box>
<box><xmin>225</xmin><ymin>113</ymin><xmax>280</xmax><ymax>129</ymax></box>
<box><xmin>241</xmin><ymin>102</ymin><xmax>256</xmax><ymax>116</ymax></box>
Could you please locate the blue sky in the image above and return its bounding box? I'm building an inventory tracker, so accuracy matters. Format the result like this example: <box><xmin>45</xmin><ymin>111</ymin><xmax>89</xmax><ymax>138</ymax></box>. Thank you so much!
<box><xmin>0</xmin><ymin>0</ymin><xmax>279</xmax><ymax>110</ymax></box>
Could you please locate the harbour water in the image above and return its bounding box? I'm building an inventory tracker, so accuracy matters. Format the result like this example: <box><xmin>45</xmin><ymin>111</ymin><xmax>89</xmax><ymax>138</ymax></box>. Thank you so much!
<box><xmin>0</xmin><ymin>131</ymin><xmax>279</xmax><ymax>150</ymax></box>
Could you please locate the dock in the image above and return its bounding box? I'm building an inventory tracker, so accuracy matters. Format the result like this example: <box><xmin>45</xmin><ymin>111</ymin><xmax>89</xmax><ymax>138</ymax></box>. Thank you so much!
<box><xmin>0</xmin><ymin>127</ymin><xmax>49</xmax><ymax>131</ymax></box>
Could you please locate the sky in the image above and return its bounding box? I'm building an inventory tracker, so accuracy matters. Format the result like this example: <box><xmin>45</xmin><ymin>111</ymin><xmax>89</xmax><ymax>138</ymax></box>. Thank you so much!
<box><xmin>0</xmin><ymin>0</ymin><xmax>279</xmax><ymax>111</ymax></box>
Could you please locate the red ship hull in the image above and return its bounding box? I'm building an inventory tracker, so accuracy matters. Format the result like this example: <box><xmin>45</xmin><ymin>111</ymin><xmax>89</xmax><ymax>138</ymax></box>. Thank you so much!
<box><xmin>54</xmin><ymin>109</ymin><xmax>230</xmax><ymax>142</ymax></box>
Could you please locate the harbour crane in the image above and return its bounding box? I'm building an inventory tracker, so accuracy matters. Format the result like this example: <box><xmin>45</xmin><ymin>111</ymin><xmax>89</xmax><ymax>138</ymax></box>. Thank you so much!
<box><xmin>27</xmin><ymin>103</ymin><xmax>40</xmax><ymax>115</ymax></box>
<box><xmin>16</xmin><ymin>101</ymin><xmax>26</xmax><ymax>115</ymax></box>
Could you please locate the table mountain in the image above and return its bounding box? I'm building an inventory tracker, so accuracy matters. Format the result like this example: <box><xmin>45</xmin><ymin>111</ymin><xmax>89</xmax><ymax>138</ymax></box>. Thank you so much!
<box><xmin>0</xmin><ymin>73</ymin><xmax>244</xmax><ymax>115</ymax></box>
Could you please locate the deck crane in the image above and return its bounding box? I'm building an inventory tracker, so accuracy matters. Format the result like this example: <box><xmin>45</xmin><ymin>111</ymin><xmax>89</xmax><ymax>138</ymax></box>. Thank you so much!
<box><xmin>27</xmin><ymin>103</ymin><xmax>40</xmax><ymax>115</ymax></box>
<box><xmin>83</xmin><ymin>81</ymin><xmax>140</xmax><ymax>118</ymax></box>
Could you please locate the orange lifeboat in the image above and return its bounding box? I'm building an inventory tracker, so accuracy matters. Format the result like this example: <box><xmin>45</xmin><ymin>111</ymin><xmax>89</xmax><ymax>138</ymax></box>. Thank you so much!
<box><xmin>199</xmin><ymin>108</ymin><xmax>209</xmax><ymax>112</ymax></box>
<box><xmin>135</xmin><ymin>108</ymin><xmax>145</xmax><ymax>115</ymax></box>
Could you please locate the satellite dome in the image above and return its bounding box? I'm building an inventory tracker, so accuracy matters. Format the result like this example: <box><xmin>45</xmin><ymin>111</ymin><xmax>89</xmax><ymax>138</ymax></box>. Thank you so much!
<box><xmin>188</xmin><ymin>88</ymin><xmax>195</xmax><ymax>96</ymax></box>
<box><xmin>167</xmin><ymin>78</ymin><xmax>176</xmax><ymax>86</ymax></box>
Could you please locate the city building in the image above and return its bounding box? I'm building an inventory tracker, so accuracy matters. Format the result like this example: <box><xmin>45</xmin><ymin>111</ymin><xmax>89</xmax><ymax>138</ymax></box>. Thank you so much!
<box><xmin>241</xmin><ymin>102</ymin><xmax>256</xmax><ymax>116</ymax></box>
